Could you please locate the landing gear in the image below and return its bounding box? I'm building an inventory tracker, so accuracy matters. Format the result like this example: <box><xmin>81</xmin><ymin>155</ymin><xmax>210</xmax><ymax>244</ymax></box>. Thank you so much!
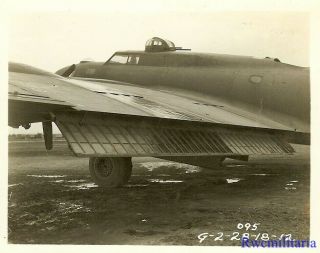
<box><xmin>89</xmin><ymin>157</ymin><xmax>132</xmax><ymax>187</ymax></box>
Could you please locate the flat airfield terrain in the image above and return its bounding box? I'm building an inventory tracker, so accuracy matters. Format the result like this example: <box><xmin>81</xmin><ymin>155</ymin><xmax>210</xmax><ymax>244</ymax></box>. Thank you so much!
<box><xmin>8</xmin><ymin>140</ymin><xmax>310</xmax><ymax>245</ymax></box>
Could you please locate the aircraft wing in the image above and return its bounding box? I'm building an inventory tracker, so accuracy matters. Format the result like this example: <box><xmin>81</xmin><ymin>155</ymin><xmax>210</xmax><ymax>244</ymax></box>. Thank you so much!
<box><xmin>9</xmin><ymin>63</ymin><xmax>309</xmax><ymax>158</ymax></box>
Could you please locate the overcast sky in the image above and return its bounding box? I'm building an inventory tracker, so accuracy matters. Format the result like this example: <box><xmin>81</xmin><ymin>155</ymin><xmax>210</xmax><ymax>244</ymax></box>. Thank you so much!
<box><xmin>8</xmin><ymin>11</ymin><xmax>309</xmax><ymax>134</ymax></box>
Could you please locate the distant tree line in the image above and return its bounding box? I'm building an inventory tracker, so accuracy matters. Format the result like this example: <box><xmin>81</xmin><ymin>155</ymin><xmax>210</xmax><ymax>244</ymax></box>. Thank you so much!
<box><xmin>8</xmin><ymin>133</ymin><xmax>64</xmax><ymax>141</ymax></box>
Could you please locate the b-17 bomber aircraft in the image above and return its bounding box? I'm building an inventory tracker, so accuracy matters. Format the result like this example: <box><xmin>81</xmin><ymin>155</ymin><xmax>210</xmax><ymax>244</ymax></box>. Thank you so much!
<box><xmin>9</xmin><ymin>37</ymin><xmax>310</xmax><ymax>188</ymax></box>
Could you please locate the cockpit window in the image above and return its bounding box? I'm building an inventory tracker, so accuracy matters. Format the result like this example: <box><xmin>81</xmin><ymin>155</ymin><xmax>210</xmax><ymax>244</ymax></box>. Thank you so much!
<box><xmin>109</xmin><ymin>54</ymin><xmax>128</xmax><ymax>64</ymax></box>
<box><xmin>108</xmin><ymin>54</ymin><xmax>140</xmax><ymax>65</ymax></box>
<box><xmin>127</xmin><ymin>55</ymin><xmax>140</xmax><ymax>65</ymax></box>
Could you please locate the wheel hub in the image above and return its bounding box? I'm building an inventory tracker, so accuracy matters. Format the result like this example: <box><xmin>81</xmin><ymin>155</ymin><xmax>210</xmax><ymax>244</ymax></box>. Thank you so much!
<box><xmin>96</xmin><ymin>158</ymin><xmax>113</xmax><ymax>178</ymax></box>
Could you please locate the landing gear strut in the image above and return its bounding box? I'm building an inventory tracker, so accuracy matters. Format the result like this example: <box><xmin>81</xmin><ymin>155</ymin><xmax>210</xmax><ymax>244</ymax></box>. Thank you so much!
<box><xmin>89</xmin><ymin>157</ymin><xmax>132</xmax><ymax>188</ymax></box>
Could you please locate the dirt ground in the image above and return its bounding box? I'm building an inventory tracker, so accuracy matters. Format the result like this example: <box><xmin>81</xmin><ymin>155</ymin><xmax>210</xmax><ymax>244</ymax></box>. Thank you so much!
<box><xmin>8</xmin><ymin>141</ymin><xmax>310</xmax><ymax>245</ymax></box>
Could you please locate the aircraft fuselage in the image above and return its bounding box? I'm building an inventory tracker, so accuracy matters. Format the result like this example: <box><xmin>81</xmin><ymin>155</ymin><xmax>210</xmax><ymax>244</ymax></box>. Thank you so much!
<box><xmin>57</xmin><ymin>51</ymin><xmax>310</xmax><ymax>132</ymax></box>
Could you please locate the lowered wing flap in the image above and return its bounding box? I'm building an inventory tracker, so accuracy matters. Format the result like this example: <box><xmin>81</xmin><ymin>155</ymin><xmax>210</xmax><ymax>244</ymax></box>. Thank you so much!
<box><xmin>54</xmin><ymin>111</ymin><xmax>295</xmax><ymax>157</ymax></box>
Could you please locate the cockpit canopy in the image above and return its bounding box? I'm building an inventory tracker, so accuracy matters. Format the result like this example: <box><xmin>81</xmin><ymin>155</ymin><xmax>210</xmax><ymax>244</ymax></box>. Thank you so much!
<box><xmin>145</xmin><ymin>37</ymin><xmax>176</xmax><ymax>52</ymax></box>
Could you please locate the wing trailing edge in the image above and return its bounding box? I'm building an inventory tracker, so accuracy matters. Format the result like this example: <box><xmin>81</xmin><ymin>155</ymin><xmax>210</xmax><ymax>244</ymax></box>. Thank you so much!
<box><xmin>54</xmin><ymin>111</ymin><xmax>299</xmax><ymax>158</ymax></box>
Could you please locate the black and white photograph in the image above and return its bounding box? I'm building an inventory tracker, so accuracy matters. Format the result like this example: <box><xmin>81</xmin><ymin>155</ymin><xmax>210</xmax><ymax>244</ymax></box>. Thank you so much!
<box><xmin>1</xmin><ymin>0</ymin><xmax>320</xmax><ymax>251</ymax></box>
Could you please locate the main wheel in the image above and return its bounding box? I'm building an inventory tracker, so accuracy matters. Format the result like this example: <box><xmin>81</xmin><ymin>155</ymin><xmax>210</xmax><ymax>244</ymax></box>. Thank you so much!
<box><xmin>89</xmin><ymin>157</ymin><xmax>132</xmax><ymax>187</ymax></box>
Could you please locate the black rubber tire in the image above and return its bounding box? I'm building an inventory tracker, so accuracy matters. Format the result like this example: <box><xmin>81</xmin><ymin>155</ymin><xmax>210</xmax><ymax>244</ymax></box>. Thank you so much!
<box><xmin>89</xmin><ymin>157</ymin><xmax>132</xmax><ymax>188</ymax></box>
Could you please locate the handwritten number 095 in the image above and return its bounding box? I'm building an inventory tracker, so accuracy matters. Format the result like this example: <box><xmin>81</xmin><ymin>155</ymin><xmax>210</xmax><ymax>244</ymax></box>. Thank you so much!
<box><xmin>237</xmin><ymin>223</ymin><xmax>260</xmax><ymax>231</ymax></box>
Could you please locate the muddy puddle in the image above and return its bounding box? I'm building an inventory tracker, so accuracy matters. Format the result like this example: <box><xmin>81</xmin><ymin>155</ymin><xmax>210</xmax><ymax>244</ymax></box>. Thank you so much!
<box><xmin>8</xmin><ymin>142</ymin><xmax>310</xmax><ymax>245</ymax></box>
